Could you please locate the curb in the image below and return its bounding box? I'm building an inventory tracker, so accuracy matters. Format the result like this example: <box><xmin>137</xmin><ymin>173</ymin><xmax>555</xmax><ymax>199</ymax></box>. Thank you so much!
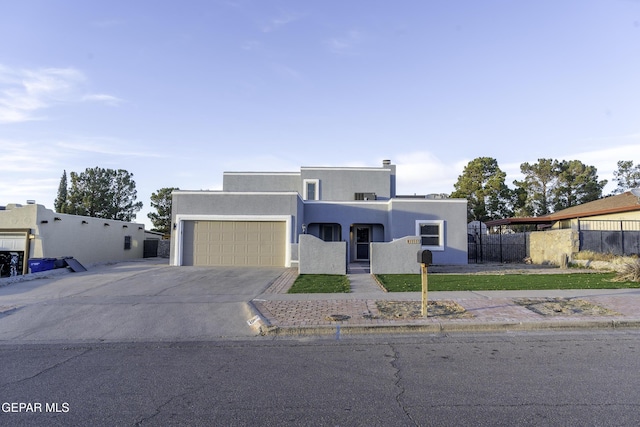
<box><xmin>261</xmin><ymin>319</ymin><xmax>640</xmax><ymax>336</ymax></box>
<box><xmin>245</xmin><ymin>300</ymin><xmax>275</xmax><ymax>335</ymax></box>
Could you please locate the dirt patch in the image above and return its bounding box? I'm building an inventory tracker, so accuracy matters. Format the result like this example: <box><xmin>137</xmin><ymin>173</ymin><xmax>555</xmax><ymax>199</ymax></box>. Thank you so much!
<box><xmin>514</xmin><ymin>298</ymin><xmax>620</xmax><ymax>316</ymax></box>
<box><xmin>371</xmin><ymin>300</ymin><xmax>472</xmax><ymax>319</ymax></box>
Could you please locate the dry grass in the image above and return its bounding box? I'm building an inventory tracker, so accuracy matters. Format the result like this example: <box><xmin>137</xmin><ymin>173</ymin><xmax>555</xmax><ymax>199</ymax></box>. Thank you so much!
<box><xmin>573</xmin><ymin>251</ymin><xmax>623</xmax><ymax>262</ymax></box>
<box><xmin>612</xmin><ymin>260</ymin><xmax>640</xmax><ymax>283</ymax></box>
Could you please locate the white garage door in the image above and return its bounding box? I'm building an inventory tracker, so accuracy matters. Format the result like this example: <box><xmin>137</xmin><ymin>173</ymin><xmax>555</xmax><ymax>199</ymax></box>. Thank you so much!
<box><xmin>183</xmin><ymin>221</ymin><xmax>286</xmax><ymax>267</ymax></box>
<box><xmin>0</xmin><ymin>233</ymin><xmax>27</xmax><ymax>251</ymax></box>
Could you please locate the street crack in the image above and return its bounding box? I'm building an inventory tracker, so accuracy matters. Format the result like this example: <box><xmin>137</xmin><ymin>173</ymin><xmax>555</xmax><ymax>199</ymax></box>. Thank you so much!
<box><xmin>388</xmin><ymin>343</ymin><xmax>419</xmax><ymax>426</ymax></box>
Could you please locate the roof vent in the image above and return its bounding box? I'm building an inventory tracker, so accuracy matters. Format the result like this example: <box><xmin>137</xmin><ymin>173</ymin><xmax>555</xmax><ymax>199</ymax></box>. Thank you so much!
<box><xmin>382</xmin><ymin>159</ymin><xmax>391</xmax><ymax>166</ymax></box>
<box><xmin>26</xmin><ymin>200</ymin><xmax>36</xmax><ymax>204</ymax></box>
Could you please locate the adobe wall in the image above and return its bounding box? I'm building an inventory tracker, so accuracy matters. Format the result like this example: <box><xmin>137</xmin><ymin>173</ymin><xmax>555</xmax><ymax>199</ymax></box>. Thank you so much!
<box><xmin>529</xmin><ymin>229</ymin><xmax>579</xmax><ymax>265</ymax></box>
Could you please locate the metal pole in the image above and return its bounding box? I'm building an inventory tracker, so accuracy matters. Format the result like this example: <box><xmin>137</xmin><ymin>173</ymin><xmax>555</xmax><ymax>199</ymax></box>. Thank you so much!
<box><xmin>421</xmin><ymin>263</ymin><xmax>428</xmax><ymax>316</ymax></box>
<box><xmin>499</xmin><ymin>225</ymin><xmax>503</xmax><ymax>263</ymax></box>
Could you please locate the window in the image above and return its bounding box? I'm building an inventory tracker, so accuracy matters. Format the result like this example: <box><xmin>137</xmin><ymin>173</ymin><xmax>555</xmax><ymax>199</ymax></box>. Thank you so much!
<box><xmin>303</xmin><ymin>179</ymin><xmax>319</xmax><ymax>200</ymax></box>
<box><xmin>354</xmin><ymin>192</ymin><xmax>376</xmax><ymax>201</ymax></box>
<box><xmin>124</xmin><ymin>235</ymin><xmax>132</xmax><ymax>250</ymax></box>
<box><xmin>320</xmin><ymin>224</ymin><xmax>341</xmax><ymax>242</ymax></box>
<box><xmin>415</xmin><ymin>220</ymin><xmax>444</xmax><ymax>251</ymax></box>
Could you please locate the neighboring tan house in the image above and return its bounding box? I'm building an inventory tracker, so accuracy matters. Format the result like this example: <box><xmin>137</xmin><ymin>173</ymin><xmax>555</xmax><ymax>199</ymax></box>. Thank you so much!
<box><xmin>170</xmin><ymin>160</ymin><xmax>468</xmax><ymax>273</ymax></box>
<box><xmin>486</xmin><ymin>190</ymin><xmax>640</xmax><ymax>259</ymax></box>
<box><xmin>486</xmin><ymin>190</ymin><xmax>640</xmax><ymax>230</ymax></box>
<box><xmin>0</xmin><ymin>203</ymin><xmax>146</xmax><ymax>276</ymax></box>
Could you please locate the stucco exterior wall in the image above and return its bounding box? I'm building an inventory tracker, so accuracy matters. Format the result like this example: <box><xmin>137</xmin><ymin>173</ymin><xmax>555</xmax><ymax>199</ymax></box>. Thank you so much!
<box><xmin>171</xmin><ymin>191</ymin><xmax>301</xmax><ymax>242</ymax></box>
<box><xmin>389</xmin><ymin>199</ymin><xmax>468</xmax><ymax>265</ymax></box>
<box><xmin>301</xmin><ymin>167</ymin><xmax>392</xmax><ymax>200</ymax></box>
<box><xmin>170</xmin><ymin>191</ymin><xmax>301</xmax><ymax>266</ymax></box>
<box><xmin>172</xmin><ymin>191</ymin><xmax>300</xmax><ymax>218</ymax></box>
<box><xmin>370</xmin><ymin>236</ymin><xmax>422</xmax><ymax>274</ymax></box>
<box><xmin>298</xmin><ymin>234</ymin><xmax>346</xmax><ymax>275</ymax></box>
<box><xmin>529</xmin><ymin>229</ymin><xmax>579</xmax><ymax>265</ymax></box>
<box><xmin>222</xmin><ymin>173</ymin><xmax>300</xmax><ymax>193</ymax></box>
<box><xmin>303</xmin><ymin>201</ymin><xmax>389</xmax><ymax>243</ymax></box>
<box><xmin>0</xmin><ymin>204</ymin><xmax>145</xmax><ymax>265</ymax></box>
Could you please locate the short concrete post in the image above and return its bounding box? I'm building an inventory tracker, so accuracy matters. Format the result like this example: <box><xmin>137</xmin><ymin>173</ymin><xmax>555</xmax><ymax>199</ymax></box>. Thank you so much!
<box><xmin>560</xmin><ymin>253</ymin><xmax>568</xmax><ymax>269</ymax></box>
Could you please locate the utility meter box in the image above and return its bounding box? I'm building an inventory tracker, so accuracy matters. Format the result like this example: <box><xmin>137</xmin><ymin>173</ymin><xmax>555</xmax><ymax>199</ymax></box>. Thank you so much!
<box><xmin>417</xmin><ymin>249</ymin><xmax>432</xmax><ymax>265</ymax></box>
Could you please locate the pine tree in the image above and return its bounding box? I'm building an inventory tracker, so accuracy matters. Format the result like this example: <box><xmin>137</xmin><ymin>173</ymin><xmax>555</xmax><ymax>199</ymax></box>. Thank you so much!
<box><xmin>54</xmin><ymin>170</ymin><xmax>68</xmax><ymax>213</ymax></box>
<box><xmin>451</xmin><ymin>157</ymin><xmax>514</xmax><ymax>222</ymax></box>
<box><xmin>66</xmin><ymin>167</ymin><xmax>143</xmax><ymax>221</ymax></box>
<box><xmin>552</xmin><ymin>160</ymin><xmax>607</xmax><ymax>211</ymax></box>
<box><xmin>148</xmin><ymin>187</ymin><xmax>179</xmax><ymax>234</ymax></box>
<box><xmin>612</xmin><ymin>160</ymin><xmax>640</xmax><ymax>194</ymax></box>
<box><xmin>513</xmin><ymin>159</ymin><xmax>557</xmax><ymax>216</ymax></box>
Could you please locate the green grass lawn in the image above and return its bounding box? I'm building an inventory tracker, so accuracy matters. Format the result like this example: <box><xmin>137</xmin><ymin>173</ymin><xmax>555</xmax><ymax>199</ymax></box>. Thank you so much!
<box><xmin>287</xmin><ymin>274</ymin><xmax>351</xmax><ymax>293</ymax></box>
<box><xmin>376</xmin><ymin>273</ymin><xmax>640</xmax><ymax>292</ymax></box>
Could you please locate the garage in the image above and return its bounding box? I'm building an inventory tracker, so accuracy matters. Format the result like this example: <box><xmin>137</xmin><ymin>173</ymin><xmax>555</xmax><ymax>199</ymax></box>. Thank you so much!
<box><xmin>182</xmin><ymin>220</ymin><xmax>286</xmax><ymax>267</ymax></box>
<box><xmin>0</xmin><ymin>230</ymin><xmax>29</xmax><ymax>277</ymax></box>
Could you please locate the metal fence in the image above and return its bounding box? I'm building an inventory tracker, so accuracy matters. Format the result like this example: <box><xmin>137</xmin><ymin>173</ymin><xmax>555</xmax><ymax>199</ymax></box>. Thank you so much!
<box><xmin>468</xmin><ymin>232</ymin><xmax>528</xmax><ymax>263</ymax></box>
<box><xmin>575</xmin><ymin>220</ymin><xmax>640</xmax><ymax>256</ymax></box>
<box><xmin>576</xmin><ymin>220</ymin><xmax>640</xmax><ymax>256</ymax></box>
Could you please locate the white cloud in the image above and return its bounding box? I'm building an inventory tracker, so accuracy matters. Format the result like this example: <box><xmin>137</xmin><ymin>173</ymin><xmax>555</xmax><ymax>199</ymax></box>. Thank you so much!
<box><xmin>325</xmin><ymin>30</ymin><xmax>364</xmax><ymax>54</ymax></box>
<box><xmin>0</xmin><ymin>177</ymin><xmax>58</xmax><ymax>200</ymax></box>
<box><xmin>390</xmin><ymin>142</ymin><xmax>640</xmax><ymax>197</ymax></box>
<box><xmin>262</xmin><ymin>12</ymin><xmax>304</xmax><ymax>33</ymax></box>
<box><xmin>82</xmin><ymin>93</ymin><xmax>123</xmax><ymax>106</ymax></box>
<box><xmin>0</xmin><ymin>139</ymin><xmax>64</xmax><ymax>172</ymax></box>
<box><xmin>55</xmin><ymin>138</ymin><xmax>167</xmax><ymax>158</ymax></box>
<box><xmin>393</xmin><ymin>151</ymin><xmax>466</xmax><ymax>195</ymax></box>
<box><xmin>0</xmin><ymin>64</ymin><xmax>122</xmax><ymax>123</ymax></box>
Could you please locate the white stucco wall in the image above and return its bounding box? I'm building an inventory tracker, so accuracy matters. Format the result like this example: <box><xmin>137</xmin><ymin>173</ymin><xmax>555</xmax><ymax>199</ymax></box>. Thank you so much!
<box><xmin>0</xmin><ymin>204</ymin><xmax>145</xmax><ymax>265</ymax></box>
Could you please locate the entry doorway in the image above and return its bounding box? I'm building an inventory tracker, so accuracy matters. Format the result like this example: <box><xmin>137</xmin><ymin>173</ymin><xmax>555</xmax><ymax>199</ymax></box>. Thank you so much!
<box><xmin>354</xmin><ymin>225</ymin><xmax>371</xmax><ymax>261</ymax></box>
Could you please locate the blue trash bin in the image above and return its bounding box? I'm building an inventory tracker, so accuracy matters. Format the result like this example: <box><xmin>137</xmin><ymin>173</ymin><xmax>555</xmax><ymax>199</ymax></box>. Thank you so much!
<box><xmin>28</xmin><ymin>258</ymin><xmax>56</xmax><ymax>273</ymax></box>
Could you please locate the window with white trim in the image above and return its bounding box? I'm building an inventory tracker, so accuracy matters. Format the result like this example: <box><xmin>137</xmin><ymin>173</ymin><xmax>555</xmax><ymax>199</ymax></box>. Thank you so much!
<box><xmin>415</xmin><ymin>220</ymin><xmax>444</xmax><ymax>251</ymax></box>
<box><xmin>303</xmin><ymin>179</ymin><xmax>319</xmax><ymax>200</ymax></box>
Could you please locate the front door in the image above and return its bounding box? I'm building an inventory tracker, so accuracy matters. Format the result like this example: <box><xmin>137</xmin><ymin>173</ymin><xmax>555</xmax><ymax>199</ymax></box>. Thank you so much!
<box><xmin>355</xmin><ymin>226</ymin><xmax>371</xmax><ymax>261</ymax></box>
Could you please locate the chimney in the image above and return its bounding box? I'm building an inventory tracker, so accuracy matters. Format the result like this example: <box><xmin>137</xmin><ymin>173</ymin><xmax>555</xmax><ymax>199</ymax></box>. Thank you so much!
<box><xmin>382</xmin><ymin>159</ymin><xmax>396</xmax><ymax>198</ymax></box>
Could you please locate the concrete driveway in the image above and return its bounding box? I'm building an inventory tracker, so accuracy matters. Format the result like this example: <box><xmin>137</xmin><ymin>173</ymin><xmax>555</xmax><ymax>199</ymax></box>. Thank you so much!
<box><xmin>0</xmin><ymin>259</ymin><xmax>285</xmax><ymax>342</ymax></box>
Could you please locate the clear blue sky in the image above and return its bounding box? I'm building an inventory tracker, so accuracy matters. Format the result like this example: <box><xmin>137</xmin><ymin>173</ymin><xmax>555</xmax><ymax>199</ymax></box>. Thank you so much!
<box><xmin>2</xmin><ymin>0</ymin><xmax>639</xmax><ymax>227</ymax></box>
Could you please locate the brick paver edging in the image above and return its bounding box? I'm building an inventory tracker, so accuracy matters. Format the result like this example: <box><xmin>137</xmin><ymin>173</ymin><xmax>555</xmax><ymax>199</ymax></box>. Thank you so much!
<box><xmin>263</xmin><ymin>268</ymin><xmax>299</xmax><ymax>294</ymax></box>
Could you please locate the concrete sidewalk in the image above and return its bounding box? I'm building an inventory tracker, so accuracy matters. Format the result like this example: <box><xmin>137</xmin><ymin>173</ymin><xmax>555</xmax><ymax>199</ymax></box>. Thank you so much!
<box><xmin>251</xmin><ymin>264</ymin><xmax>640</xmax><ymax>336</ymax></box>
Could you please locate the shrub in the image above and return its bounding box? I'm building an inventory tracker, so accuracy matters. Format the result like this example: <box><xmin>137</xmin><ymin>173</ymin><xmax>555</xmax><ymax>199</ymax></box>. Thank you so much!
<box><xmin>612</xmin><ymin>260</ymin><xmax>640</xmax><ymax>283</ymax></box>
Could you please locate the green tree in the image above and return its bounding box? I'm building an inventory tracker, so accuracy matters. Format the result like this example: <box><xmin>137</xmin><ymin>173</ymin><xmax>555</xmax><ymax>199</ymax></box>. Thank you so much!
<box><xmin>54</xmin><ymin>170</ymin><xmax>68</xmax><ymax>213</ymax></box>
<box><xmin>612</xmin><ymin>160</ymin><xmax>640</xmax><ymax>194</ymax></box>
<box><xmin>552</xmin><ymin>160</ymin><xmax>606</xmax><ymax>211</ymax></box>
<box><xmin>513</xmin><ymin>159</ymin><xmax>557</xmax><ymax>216</ymax></box>
<box><xmin>66</xmin><ymin>167</ymin><xmax>143</xmax><ymax>221</ymax></box>
<box><xmin>451</xmin><ymin>157</ymin><xmax>514</xmax><ymax>222</ymax></box>
<box><xmin>108</xmin><ymin>169</ymin><xmax>144</xmax><ymax>221</ymax></box>
<box><xmin>148</xmin><ymin>187</ymin><xmax>179</xmax><ymax>234</ymax></box>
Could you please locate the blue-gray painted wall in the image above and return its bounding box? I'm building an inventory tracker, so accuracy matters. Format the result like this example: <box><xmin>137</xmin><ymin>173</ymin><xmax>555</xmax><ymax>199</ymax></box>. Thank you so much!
<box><xmin>171</xmin><ymin>162</ymin><xmax>468</xmax><ymax>266</ymax></box>
<box><xmin>223</xmin><ymin>173</ymin><xmax>300</xmax><ymax>193</ymax></box>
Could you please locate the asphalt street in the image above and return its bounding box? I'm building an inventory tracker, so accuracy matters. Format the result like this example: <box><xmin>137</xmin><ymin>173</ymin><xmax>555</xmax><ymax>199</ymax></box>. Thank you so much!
<box><xmin>2</xmin><ymin>260</ymin><xmax>640</xmax><ymax>425</ymax></box>
<box><xmin>1</xmin><ymin>331</ymin><xmax>640</xmax><ymax>426</ymax></box>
